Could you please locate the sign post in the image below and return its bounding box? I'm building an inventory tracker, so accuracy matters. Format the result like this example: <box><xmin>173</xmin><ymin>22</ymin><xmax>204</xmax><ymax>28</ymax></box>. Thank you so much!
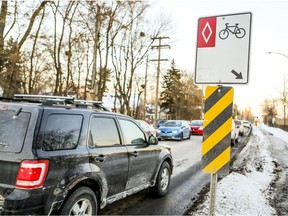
<box><xmin>209</xmin><ymin>173</ymin><xmax>218</xmax><ymax>216</ymax></box>
<box><xmin>202</xmin><ymin>85</ymin><xmax>234</xmax><ymax>216</ymax></box>
<box><xmin>195</xmin><ymin>12</ymin><xmax>252</xmax><ymax>215</ymax></box>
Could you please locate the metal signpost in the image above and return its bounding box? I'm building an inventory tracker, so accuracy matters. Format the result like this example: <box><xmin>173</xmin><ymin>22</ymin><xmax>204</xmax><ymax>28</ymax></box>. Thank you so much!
<box><xmin>203</xmin><ymin>85</ymin><xmax>234</xmax><ymax>215</ymax></box>
<box><xmin>195</xmin><ymin>12</ymin><xmax>252</xmax><ymax>215</ymax></box>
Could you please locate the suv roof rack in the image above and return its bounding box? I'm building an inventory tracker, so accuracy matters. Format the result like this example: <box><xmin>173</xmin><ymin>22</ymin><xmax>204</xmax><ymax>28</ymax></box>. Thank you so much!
<box><xmin>74</xmin><ymin>100</ymin><xmax>110</xmax><ymax>111</ymax></box>
<box><xmin>6</xmin><ymin>94</ymin><xmax>110</xmax><ymax>111</ymax></box>
<box><xmin>14</xmin><ymin>94</ymin><xmax>74</xmax><ymax>105</ymax></box>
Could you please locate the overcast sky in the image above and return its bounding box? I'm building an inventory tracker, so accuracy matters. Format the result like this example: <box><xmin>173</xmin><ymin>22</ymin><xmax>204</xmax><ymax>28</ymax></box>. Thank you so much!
<box><xmin>148</xmin><ymin>0</ymin><xmax>288</xmax><ymax>118</ymax></box>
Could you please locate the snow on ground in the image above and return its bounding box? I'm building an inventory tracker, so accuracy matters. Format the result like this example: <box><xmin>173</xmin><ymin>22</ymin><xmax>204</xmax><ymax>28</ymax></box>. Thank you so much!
<box><xmin>190</xmin><ymin>124</ymin><xmax>288</xmax><ymax>216</ymax></box>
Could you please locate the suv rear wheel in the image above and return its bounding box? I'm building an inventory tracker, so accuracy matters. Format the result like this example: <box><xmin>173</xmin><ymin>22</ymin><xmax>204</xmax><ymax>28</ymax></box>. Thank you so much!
<box><xmin>61</xmin><ymin>187</ymin><xmax>98</xmax><ymax>215</ymax></box>
<box><xmin>152</xmin><ymin>161</ymin><xmax>171</xmax><ymax>197</ymax></box>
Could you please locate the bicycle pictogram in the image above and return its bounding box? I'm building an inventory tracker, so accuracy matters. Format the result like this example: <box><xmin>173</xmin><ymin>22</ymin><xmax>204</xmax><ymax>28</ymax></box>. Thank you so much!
<box><xmin>219</xmin><ymin>23</ymin><xmax>246</xmax><ymax>39</ymax></box>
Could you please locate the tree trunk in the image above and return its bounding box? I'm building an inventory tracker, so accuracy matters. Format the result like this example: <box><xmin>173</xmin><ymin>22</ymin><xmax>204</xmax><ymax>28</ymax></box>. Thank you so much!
<box><xmin>1</xmin><ymin>1</ymin><xmax>49</xmax><ymax>97</ymax></box>
<box><xmin>0</xmin><ymin>1</ymin><xmax>7</xmax><ymax>54</ymax></box>
<box><xmin>29</xmin><ymin>8</ymin><xmax>45</xmax><ymax>94</ymax></box>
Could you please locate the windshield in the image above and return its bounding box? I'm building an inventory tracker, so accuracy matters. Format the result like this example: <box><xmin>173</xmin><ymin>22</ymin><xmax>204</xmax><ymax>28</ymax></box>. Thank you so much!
<box><xmin>164</xmin><ymin>121</ymin><xmax>182</xmax><ymax>127</ymax></box>
<box><xmin>190</xmin><ymin>120</ymin><xmax>203</xmax><ymax>126</ymax></box>
<box><xmin>234</xmin><ymin>120</ymin><xmax>241</xmax><ymax>126</ymax></box>
<box><xmin>0</xmin><ymin>109</ymin><xmax>31</xmax><ymax>153</ymax></box>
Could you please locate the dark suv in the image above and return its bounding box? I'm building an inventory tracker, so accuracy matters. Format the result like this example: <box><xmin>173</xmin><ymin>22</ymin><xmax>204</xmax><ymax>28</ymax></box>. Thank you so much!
<box><xmin>0</xmin><ymin>95</ymin><xmax>173</xmax><ymax>215</ymax></box>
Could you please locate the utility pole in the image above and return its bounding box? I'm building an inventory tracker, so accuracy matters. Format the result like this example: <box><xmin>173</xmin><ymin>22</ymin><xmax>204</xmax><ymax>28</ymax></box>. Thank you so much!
<box><xmin>143</xmin><ymin>56</ymin><xmax>148</xmax><ymax>120</ymax></box>
<box><xmin>150</xmin><ymin>36</ymin><xmax>170</xmax><ymax>128</ymax></box>
<box><xmin>91</xmin><ymin>4</ymin><xmax>101</xmax><ymax>100</ymax></box>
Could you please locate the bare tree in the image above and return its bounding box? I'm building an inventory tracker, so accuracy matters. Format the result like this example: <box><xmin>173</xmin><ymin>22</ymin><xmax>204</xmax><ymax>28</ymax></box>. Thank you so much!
<box><xmin>261</xmin><ymin>98</ymin><xmax>278</xmax><ymax>126</ymax></box>
<box><xmin>0</xmin><ymin>0</ymin><xmax>173</xmax><ymax>107</ymax></box>
<box><xmin>65</xmin><ymin>2</ymin><xmax>79</xmax><ymax>95</ymax></box>
<box><xmin>0</xmin><ymin>1</ymin><xmax>49</xmax><ymax>97</ymax></box>
<box><xmin>0</xmin><ymin>2</ymin><xmax>8</xmax><ymax>57</ymax></box>
<box><xmin>50</xmin><ymin>1</ymin><xmax>78</xmax><ymax>95</ymax></box>
<box><xmin>79</xmin><ymin>1</ymin><xmax>128</xmax><ymax>101</ymax></box>
<box><xmin>111</xmin><ymin>1</ymin><xmax>170</xmax><ymax>115</ymax></box>
<box><xmin>27</xmin><ymin>7</ymin><xmax>46</xmax><ymax>94</ymax></box>
<box><xmin>241</xmin><ymin>107</ymin><xmax>254</xmax><ymax>122</ymax></box>
<box><xmin>81</xmin><ymin>1</ymin><xmax>101</xmax><ymax>100</ymax></box>
<box><xmin>97</xmin><ymin>1</ymin><xmax>126</xmax><ymax>101</ymax></box>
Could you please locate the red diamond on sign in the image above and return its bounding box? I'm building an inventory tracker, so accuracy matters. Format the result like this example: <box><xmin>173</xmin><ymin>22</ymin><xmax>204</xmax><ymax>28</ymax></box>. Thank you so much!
<box><xmin>198</xmin><ymin>17</ymin><xmax>216</xmax><ymax>48</ymax></box>
<box><xmin>202</xmin><ymin>22</ymin><xmax>213</xmax><ymax>43</ymax></box>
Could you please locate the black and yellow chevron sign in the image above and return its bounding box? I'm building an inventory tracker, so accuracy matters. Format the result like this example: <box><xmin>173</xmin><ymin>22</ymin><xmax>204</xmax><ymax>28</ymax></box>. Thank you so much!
<box><xmin>202</xmin><ymin>86</ymin><xmax>234</xmax><ymax>175</ymax></box>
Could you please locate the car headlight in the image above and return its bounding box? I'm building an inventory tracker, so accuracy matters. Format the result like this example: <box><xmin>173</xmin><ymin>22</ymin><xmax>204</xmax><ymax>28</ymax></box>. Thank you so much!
<box><xmin>157</xmin><ymin>130</ymin><xmax>161</xmax><ymax>133</ymax></box>
<box><xmin>172</xmin><ymin>130</ymin><xmax>178</xmax><ymax>133</ymax></box>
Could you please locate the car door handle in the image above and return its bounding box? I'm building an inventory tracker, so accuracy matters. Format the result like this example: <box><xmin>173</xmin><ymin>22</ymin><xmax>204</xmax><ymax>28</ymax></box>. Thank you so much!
<box><xmin>130</xmin><ymin>151</ymin><xmax>139</xmax><ymax>157</ymax></box>
<box><xmin>94</xmin><ymin>154</ymin><xmax>106</xmax><ymax>162</ymax></box>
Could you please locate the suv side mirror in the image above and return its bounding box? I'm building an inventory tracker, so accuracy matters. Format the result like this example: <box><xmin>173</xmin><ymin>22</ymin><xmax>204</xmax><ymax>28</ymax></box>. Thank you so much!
<box><xmin>148</xmin><ymin>135</ymin><xmax>158</xmax><ymax>145</ymax></box>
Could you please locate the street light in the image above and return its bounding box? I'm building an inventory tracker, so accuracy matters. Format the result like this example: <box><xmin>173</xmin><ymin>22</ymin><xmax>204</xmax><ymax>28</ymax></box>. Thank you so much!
<box><xmin>267</xmin><ymin>51</ymin><xmax>288</xmax><ymax>59</ymax></box>
<box><xmin>267</xmin><ymin>51</ymin><xmax>288</xmax><ymax>126</ymax></box>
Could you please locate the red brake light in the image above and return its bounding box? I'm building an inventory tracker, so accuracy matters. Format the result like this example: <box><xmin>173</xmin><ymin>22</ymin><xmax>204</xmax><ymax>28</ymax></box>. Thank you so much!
<box><xmin>0</xmin><ymin>105</ymin><xmax>8</xmax><ymax>110</ymax></box>
<box><xmin>16</xmin><ymin>160</ymin><xmax>49</xmax><ymax>189</ymax></box>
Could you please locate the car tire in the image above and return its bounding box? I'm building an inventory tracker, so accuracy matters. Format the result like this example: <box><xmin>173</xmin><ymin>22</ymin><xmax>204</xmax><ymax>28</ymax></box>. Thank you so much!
<box><xmin>179</xmin><ymin>133</ymin><xmax>183</xmax><ymax>141</ymax></box>
<box><xmin>231</xmin><ymin>137</ymin><xmax>235</xmax><ymax>146</ymax></box>
<box><xmin>151</xmin><ymin>161</ymin><xmax>171</xmax><ymax>197</ymax></box>
<box><xmin>61</xmin><ymin>187</ymin><xmax>98</xmax><ymax>216</ymax></box>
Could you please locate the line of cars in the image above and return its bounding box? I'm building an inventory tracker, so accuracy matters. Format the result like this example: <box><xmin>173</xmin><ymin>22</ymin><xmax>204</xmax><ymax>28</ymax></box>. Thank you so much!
<box><xmin>232</xmin><ymin>119</ymin><xmax>252</xmax><ymax>145</ymax></box>
<box><xmin>136</xmin><ymin>119</ymin><xmax>251</xmax><ymax>143</ymax></box>
<box><xmin>137</xmin><ymin>120</ymin><xmax>193</xmax><ymax>141</ymax></box>
<box><xmin>155</xmin><ymin>119</ymin><xmax>202</xmax><ymax>141</ymax></box>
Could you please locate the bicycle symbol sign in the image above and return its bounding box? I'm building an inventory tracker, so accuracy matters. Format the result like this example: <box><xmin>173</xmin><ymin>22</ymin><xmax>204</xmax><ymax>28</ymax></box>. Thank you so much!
<box><xmin>219</xmin><ymin>23</ymin><xmax>246</xmax><ymax>39</ymax></box>
<box><xmin>195</xmin><ymin>12</ymin><xmax>252</xmax><ymax>85</ymax></box>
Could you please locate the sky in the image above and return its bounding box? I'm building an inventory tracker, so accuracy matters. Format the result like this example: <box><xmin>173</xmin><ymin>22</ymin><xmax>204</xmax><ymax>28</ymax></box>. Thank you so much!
<box><xmin>189</xmin><ymin>124</ymin><xmax>288</xmax><ymax>215</ymax></box>
<box><xmin>148</xmin><ymin>0</ymin><xmax>288</xmax><ymax>118</ymax></box>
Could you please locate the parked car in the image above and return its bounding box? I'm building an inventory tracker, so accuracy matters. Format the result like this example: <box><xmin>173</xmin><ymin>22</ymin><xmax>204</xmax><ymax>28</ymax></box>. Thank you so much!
<box><xmin>157</xmin><ymin>119</ymin><xmax>167</xmax><ymax>128</ymax></box>
<box><xmin>136</xmin><ymin>119</ymin><xmax>156</xmax><ymax>136</ymax></box>
<box><xmin>0</xmin><ymin>95</ymin><xmax>173</xmax><ymax>215</ymax></box>
<box><xmin>231</xmin><ymin>120</ymin><xmax>240</xmax><ymax>145</ymax></box>
<box><xmin>189</xmin><ymin>120</ymin><xmax>204</xmax><ymax>135</ymax></box>
<box><xmin>234</xmin><ymin>119</ymin><xmax>244</xmax><ymax>136</ymax></box>
<box><xmin>157</xmin><ymin>120</ymin><xmax>191</xmax><ymax>141</ymax></box>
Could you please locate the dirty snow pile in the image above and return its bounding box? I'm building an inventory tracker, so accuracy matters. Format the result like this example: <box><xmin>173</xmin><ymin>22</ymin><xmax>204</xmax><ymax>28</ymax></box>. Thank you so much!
<box><xmin>190</xmin><ymin>124</ymin><xmax>288</xmax><ymax>215</ymax></box>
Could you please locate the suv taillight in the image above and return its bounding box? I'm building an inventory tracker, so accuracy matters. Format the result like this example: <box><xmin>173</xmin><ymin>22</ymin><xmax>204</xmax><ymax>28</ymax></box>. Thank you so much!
<box><xmin>16</xmin><ymin>160</ymin><xmax>49</xmax><ymax>189</ymax></box>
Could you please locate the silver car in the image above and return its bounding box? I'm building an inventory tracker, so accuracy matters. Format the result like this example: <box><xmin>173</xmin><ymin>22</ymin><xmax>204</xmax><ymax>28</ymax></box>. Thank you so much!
<box><xmin>231</xmin><ymin>120</ymin><xmax>240</xmax><ymax>145</ymax></box>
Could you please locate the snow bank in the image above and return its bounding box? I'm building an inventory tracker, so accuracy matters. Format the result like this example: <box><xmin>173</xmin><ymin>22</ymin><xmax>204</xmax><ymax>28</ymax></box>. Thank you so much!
<box><xmin>190</xmin><ymin>126</ymin><xmax>277</xmax><ymax>215</ymax></box>
<box><xmin>260</xmin><ymin>124</ymin><xmax>288</xmax><ymax>145</ymax></box>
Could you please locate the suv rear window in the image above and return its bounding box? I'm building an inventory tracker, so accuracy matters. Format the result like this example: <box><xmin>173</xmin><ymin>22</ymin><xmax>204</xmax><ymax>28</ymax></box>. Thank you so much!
<box><xmin>41</xmin><ymin>114</ymin><xmax>83</xmax><ymax>151</ymax></box>
<box><xmin>0</xmin><ymin>109</ymin><xmax>31</xmax><ymax>153</ymax></box>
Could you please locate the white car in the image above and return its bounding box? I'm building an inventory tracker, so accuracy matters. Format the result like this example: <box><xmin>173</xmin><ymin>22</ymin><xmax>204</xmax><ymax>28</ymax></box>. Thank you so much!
<box><xmin>242</xmin><ymin>120</ymin><xmax>252</xmax><ymax>129</ymax></box>
<box><xmin>234</xmin><ymin>119</ymin><xmax>244</xmax><ymax>136</ymax></box>
<box><xmin>231</xmin><ymin>120</ymin><xmax>240</xmax><ymax>146</ymax></box>
<box><xmin>136</xmin><ymin>119</ymin><xmax>157</xmax><ymax>137</ymax></box>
